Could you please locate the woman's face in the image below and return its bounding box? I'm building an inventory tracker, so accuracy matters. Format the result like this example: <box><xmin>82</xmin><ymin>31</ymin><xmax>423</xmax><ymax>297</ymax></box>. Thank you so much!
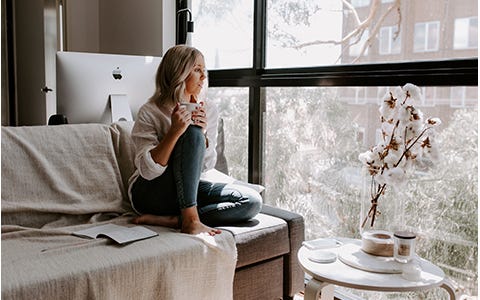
<box><xmin>184</xmin><ymin>55</ymin><xmax>206</xmax><ymax>101</ymax></box>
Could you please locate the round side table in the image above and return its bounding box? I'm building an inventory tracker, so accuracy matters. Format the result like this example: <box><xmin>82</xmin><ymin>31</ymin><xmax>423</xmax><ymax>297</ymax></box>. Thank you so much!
<box><xmin>297</xmin><ymin>238</ymin><xmax>459</xmax><ymax>300</ymax></box>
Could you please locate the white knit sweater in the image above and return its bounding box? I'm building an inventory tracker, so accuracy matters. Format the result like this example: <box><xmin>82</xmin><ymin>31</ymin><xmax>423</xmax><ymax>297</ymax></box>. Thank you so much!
<box><xmin>127</xmin><ymin>100</ymin><xmax>219</xmax><ymax>203</ymax></box>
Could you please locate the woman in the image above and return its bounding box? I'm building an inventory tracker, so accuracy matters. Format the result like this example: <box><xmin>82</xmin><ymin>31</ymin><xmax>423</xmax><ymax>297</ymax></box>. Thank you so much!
<box><xmin>128</xmin><ymin>45</ymin><xmax>262</xmax><ymax>236</ymax></box>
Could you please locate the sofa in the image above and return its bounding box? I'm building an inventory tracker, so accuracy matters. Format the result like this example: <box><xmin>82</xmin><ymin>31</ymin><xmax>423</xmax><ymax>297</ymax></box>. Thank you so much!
<box><xmin>1</xmin><ymin>121</ymin><xmax>305</xmax><ymax>300</ymax></box>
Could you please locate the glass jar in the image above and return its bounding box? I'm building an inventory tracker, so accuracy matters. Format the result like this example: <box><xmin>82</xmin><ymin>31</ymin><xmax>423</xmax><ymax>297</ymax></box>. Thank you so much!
<box><xmin>393</xmin><ymin>231</ymin><xmax>416</xmax><ymax>263</ymax></box>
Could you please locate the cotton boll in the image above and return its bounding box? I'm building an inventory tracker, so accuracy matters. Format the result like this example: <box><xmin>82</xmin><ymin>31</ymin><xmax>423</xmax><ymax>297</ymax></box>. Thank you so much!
<box><xmin>379</xmin><ymin>105</ymin><xmax>395</xmax><ymax>121</ymax></box>
<box><xmin>359</xmin><ymin>150</ymin><xmax>383</xmax><ymax>176</ymax></box>
<box><xmin>381</xmin><ymin>120</ymin><xmax>395</xmax><ymax>139</ymax></box>
<box><xmin>374</xmin><ymin>173</ymin><xmax>387</xmax><ymax>185</ymax></box>
<box><xmin>379</xmin><ymin>92</ymin><xmax>398</xmax><ymax>120</ymax></box>
<box><xmin>420</xmin><ymin>137</ymin><xmax>440</xmax><ymax>162</ymax></box>
<box><xmin>404</xmin><ymin>120</ymin><xmax>423</xmax><ymax>142</ymax></box>
<box><xmin>402</xmin><ymin>83</ymin><xmax>422</xmax><ymax>101</ymax></box>
<box><xmin>358</xmin><ymin>151</ymin><xmax>374</xmax><ymax>164</ymax></box>
<box><xmin>427</xmin><ymin>117</ymin><xmax>442</xmax><ymax>127</ymax></box>
<box><xmin>383</xmin><ymin>167</ymin><xmax>407</xmax><ymax>187</ymax></box>
<box><xmin>391</xmin><ymin>86</ymin><xmax>404</xmax><ymax>101</ymax></box>
<box><xmin>397</xmin><ymin>106</ymin><xmax>411</xmax><ymax>123</ymax></box>
<box><xmin>384</xmin><ymin>149</ymin><xmax>402</xmax><ymax>168</ymax></box>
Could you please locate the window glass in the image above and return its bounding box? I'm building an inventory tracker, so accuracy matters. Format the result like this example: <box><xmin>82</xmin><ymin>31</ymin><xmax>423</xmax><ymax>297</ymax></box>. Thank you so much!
<box><xmin>351</xmin><ymin>0</ymin><xmax>370</xmax><ymax>7</ymax></box>
<box><xmin>454</xmin><ymin>17</ymin><xmax>478</xmax><ymax>49</ymax></box>
<box><xmin>264</xmin><ymin>86</ymin><xmax>478</xmax><ymax>296</ymax></box>
<box><xmin>469</xmin><ymin>17</ymin><xmax>478</xmax><ymax>47</ymax></box>
<box><xmin>192</xmin><ymin>0</ymin><xmax>254</xmax><ymax>69</ymax></box>
<box><xmin>207</xmin><ymin>87</ymin><xmax>249</xmax><ymax>181</ymax></box>
<box><xmin>266</xmin><ymin>0</ymin><xmax>478</xmax><ymax>67</ymax></box>
<box><xmin>349</xmin><ymin>29</ymin><xmax>369</xmax><ymax>57</ymax></box>
<box><xmin>379</xmin><ymin>26</ymin><xmax>401</xmax><ymax>54</ymax></box>
<box><xmin>414</xmin><ymin>21</ymin><xmax>440</xmax><ymax>52</ymax></box>
<box><xmin>426</xmin><ymin>22</ymin><xmax>440</xmax><ymax>51</ymax></box>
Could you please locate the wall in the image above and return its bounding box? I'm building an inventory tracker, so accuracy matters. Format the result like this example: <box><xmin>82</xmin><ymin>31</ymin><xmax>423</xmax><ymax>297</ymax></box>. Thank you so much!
<box><xmin>1</xmin><ymin>0</ymin><xmax>8</xmax><ymax>125</ymax></box>
<box><xmin>2</xmin><ymin>0</ymin><xmax>175</xmax><ymax>126</ymax></box>
<box><xmin>65</xmin><ymin>0</ymin><xmax>175</xmax><ymax>56</ymax></box>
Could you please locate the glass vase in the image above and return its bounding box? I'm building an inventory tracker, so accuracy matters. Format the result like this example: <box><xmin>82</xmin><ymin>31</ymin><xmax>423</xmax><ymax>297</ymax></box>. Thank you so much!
<box><xmin>359</xmin><ymin>178</ymin><xmax>406</xmax><ymax>235</ymax></box>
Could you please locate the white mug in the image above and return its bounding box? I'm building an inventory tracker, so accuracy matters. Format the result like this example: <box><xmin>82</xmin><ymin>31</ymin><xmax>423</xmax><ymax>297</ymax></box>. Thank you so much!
<box><xmin>180</xmin><ymin>102</ymin><xmax>200</xmax><ymax>112</ymax></box>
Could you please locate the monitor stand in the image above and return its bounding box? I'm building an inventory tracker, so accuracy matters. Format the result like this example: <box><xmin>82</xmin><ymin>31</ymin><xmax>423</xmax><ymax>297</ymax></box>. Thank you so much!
<box><xmin>109</xmin><ymin>94</ymin><xmax>133</xmax><ymax>123</ymax></box>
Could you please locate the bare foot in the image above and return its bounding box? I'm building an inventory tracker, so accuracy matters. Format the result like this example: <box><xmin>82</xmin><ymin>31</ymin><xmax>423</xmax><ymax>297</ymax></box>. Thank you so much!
<box><xmin>133</xmin><ymin>214</ymin><xmax>179</xmax><ymax>229</ymax></box>
<box><xmin>181</xmin><ymin>219</ymin><xmax>221</xmax><ymax>236</ymax></box>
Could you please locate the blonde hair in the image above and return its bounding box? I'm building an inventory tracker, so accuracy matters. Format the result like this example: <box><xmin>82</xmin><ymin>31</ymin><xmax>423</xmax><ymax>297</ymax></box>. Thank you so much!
<box><xmin>149</xmin><ymin>45</ymin><xmax>204</xmax><ymax>107</ymax></box>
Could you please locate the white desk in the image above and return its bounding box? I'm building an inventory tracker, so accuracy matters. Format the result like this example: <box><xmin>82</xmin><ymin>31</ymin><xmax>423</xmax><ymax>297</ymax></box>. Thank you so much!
<box><xmin>298</xmin><ymin>238</ymin><xmax>458</xmax><ymax>300</ymax></box>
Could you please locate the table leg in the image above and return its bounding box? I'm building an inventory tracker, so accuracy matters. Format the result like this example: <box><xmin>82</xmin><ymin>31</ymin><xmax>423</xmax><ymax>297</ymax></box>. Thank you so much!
<box><xmin>440</xmin><ymin>279</ymin><xmax>459</xmax><ymax>300</ymax></box>
<box><xmin>304</xmin><ymin>278</ymin><xmax>335</xmax><ymax>300</ymax></box>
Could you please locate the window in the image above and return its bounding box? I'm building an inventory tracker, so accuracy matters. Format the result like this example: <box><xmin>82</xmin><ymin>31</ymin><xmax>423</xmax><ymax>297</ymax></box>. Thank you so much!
<box><xmin>186</xmin><ymin>1</ymin><xmax>478</xmax><ymax>297</ymax></box>
<box><xmin>349</xmin><ymin>29</ymin><xmax>369</xmax><ymax>57</ymax></box>
<box><xmin>454</xmin><ymin>17</ymin><xmax>478</xmax><ymax>49</ymax></box>
<box><xmin>379</xmin><ymin>26</ymin><xmax>401</xmax><ymax>54</ymax></box>
<box><xmin>450</xmin><ymin>87</ymin><xmax>467</xmax><ymax>107</ymax></box>
<box><xmin>191</xmin><ymin>0</ymin><xmax>254</xmax><ymax>69</ymax></box>
<box><xmin>414</xmin><ymin>21</ymin><xmax>440</xmax><ymax>52</ymax></box>
<box><xmin>267</xmin><ymin>0</ymin><xmax>343</xmax><ymax>67</ymax></box>
<box><xmin>351</xmin><ymin>0</ymin><xmax>370</xmax><ymax>7</ymax></box>
<box><xmin>421</xmin><ymin>87</ymin><xmax>437</xmax><ymax>107</ymax></box>
<box><xmin>343</xmin><ymin>87</ymin><xmax>368</xmax><ymax>104</ymax></box>
<box><xmin>207</xmin><ymin>87</ymin><xmax>249</xmax><ymax>181</ymax></box>
<box><xmin>264</xmin><ymin>86</ymin><xmax>477</xmax><ymax>298</ymax></box>
<box><xmin>450</xmin><ymin>86</ymin><xmax>478</xmax><ymax>108</ymax></box>
<box><xmin>265</xmin><ymin>1</ymin><xmax>476</xmax><ymax>67</ymax></box>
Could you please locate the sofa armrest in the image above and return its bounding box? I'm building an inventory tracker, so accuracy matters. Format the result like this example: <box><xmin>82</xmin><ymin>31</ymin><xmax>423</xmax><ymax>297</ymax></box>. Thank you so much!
<box><xmin>261</xmin><ymin>204</ymin><xmax>305</xmax><ymax>299</ymax></box>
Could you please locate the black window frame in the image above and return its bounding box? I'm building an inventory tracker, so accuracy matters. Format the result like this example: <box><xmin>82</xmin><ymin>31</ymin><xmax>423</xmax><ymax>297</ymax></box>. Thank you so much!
<box><xmin>177</xmin><ymin>0</ymin><xmax>478</xmax><ymax>185</ymax></box>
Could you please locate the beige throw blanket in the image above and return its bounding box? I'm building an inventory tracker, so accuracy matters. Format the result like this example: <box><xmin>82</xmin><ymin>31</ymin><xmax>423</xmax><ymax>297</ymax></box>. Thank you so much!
<box><xmin>1</xmin><ymin>124</ymin><xmax>237</xmax><ymax>300</ymax></box>
<box><xmin>2</xmin><ymin>217</ymin><xmax>237</xmax><ymax>300</ymax></box>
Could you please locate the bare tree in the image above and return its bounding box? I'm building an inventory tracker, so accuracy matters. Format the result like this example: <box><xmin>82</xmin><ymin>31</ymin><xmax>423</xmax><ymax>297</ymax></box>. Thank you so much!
<box><xmin>271</xmin><ymin>0</ymin><xmax>402</xmax><ymax>63</ymax></box>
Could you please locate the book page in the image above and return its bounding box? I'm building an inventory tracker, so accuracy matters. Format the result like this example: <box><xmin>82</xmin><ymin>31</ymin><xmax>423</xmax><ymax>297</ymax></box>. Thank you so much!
<box><xmin>102</xmin><ymin>226</ymin><xmax>158</xmax><ymax>244</ymax></box>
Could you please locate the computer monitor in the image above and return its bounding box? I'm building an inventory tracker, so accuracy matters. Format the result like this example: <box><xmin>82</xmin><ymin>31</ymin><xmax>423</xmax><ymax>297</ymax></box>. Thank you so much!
<box><xmin>56</xmin><ymin>51</ymin><xmax>161</xmax><ymax>124</ymax></box>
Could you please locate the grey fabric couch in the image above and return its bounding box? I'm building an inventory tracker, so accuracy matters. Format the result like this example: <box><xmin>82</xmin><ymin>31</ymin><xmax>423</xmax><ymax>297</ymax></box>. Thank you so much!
<box><xmin>1</xmin><ymin>121</ymin><xmax>304</xmax><ymax>300</ymax></box>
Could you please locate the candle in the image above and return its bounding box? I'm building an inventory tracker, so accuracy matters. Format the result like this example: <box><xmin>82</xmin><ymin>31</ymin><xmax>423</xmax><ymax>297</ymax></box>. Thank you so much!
<box><xmin>393</xmin><ymin>231</ymin><xmax>416</xmax><ymax>263</ymax></box>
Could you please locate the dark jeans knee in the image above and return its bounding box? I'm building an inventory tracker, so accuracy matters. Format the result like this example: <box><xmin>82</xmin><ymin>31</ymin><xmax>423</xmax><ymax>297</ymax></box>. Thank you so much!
<box><xmin>243</xmin><ymin>189</ymin><xmax>263</xmax><ymax>220</ymax></box>
<box><xmin>181</xmin><ymin>125</ymin><xmax>206</xmax><ymax>149</ymax></box>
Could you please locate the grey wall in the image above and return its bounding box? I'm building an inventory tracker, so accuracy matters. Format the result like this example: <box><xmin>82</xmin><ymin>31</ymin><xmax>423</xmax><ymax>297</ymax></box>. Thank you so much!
<box><xmin>2</xmin><ymin>0</ymin><xmax>175</xmax><ymax>126</ymax></box>
<box><xmin>65</xmin><ymin>0</ymin><xmax>174</xmax><ymax>56</ymax></box>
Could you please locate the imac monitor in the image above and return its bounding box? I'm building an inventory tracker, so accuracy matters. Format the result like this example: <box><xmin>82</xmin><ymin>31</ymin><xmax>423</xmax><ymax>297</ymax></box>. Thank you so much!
<box><xmin>56</xmin><ymin>51</ymin><xmax>161</xmax><ymax>124</ymax></box>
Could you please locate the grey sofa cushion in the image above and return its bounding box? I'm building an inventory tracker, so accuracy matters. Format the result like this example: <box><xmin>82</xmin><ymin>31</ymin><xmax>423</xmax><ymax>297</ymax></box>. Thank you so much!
<box><xmin>219</xmin><ymin>213</ymin><xmax>289</xmax><ymax>268</ymax></box>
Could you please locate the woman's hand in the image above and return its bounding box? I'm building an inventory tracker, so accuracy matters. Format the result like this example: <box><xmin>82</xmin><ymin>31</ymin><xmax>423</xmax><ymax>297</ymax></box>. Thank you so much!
<box><xmin>170</xmin><ymin>103</ymin><xmax>192</xmax><ymax>138</ymax></box>
<box><xmin>149</xmin><ymin>104</ymin><xmax>191</xmax><ymax>167</ymax></box>
<box><xmin>191</xmin><ymin>103</ymin><xmax>207</xmax><ymax>131</ymax></box>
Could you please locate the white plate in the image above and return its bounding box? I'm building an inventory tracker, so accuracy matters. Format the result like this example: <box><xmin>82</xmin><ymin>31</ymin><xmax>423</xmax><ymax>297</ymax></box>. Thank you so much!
<box><xmin>308</xmin><ymin>250</ymin><xmax>337</xmax><ymax>263</ymax></box>
<box><xmin>338</xmin><ymin>243</ymin><xmax>403</xmax><ymax>274</ymax></box>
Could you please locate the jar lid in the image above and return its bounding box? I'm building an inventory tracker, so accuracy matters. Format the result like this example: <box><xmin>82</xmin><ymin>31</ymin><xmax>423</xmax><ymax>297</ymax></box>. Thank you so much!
<box><xmin>394</xmin><ymin>231</ymin><xmax>416</xmax><ymax>239</ymax></box>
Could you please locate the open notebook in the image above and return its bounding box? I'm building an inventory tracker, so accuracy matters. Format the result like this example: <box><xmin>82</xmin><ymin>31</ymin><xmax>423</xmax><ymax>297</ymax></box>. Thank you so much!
<box><xmin>72</xmin><ymin>224</ymin><xmax>158</xmax><ymax>245</ymax></box>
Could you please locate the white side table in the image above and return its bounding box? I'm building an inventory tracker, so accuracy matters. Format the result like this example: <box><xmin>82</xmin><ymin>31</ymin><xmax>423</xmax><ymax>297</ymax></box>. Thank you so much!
<box><xmin>298</xmin><ymin>238</ymin><xmax>458</xmax><ymax>300</ymax></box>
